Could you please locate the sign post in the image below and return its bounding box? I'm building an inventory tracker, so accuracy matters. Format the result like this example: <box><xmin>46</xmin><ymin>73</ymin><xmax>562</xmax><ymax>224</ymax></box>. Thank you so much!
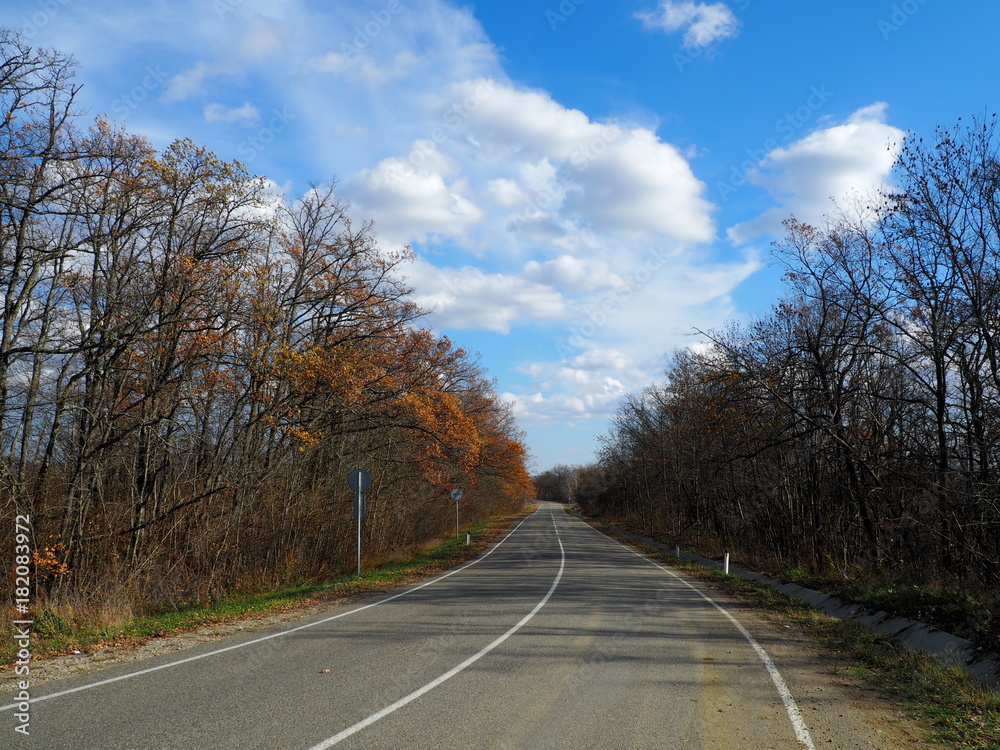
<box><xmin>349</xmin><ymin>469</ymin><xmax>371</xmax><ymax>575</ymax></box>
<box><xmin>451</xmin><ymin>488</ymin><xmax>463</xmax><ymax>540</ymax></box>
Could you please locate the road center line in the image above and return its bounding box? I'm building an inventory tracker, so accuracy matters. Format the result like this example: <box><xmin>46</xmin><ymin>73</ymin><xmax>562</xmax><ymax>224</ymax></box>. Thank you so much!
<box><xmin>308</xmin><ymin>514</ymin><xmax>566</xmax><ymax>749</ymax></box>
<box><xmin>568</xmin><ymin>514</ymin><xmax>817</xmax><ymax>750</ymax></box>
<box><xmin>0</xmin><ymin>511</ymin><xmax>541</xmax><ymax>712</ymax></box>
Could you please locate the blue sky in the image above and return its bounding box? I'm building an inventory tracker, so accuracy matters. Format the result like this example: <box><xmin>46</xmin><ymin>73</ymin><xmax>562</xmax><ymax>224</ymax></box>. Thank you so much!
<box><xmin>11</xmin><ymin>0</ymin><xmax>999</xmax><ymax>471</ymax></box>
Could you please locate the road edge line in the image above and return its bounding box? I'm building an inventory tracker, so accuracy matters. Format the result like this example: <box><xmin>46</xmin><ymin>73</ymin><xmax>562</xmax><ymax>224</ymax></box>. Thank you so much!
<box><xmin>0</xmin><ymin>509</ymin><xmax>542</xmax><ymax>712</ymax></box>
<box><xmin>565</xmin><ymin>512</ymin><xmax>817</xmax><ymax>750</ymax></box>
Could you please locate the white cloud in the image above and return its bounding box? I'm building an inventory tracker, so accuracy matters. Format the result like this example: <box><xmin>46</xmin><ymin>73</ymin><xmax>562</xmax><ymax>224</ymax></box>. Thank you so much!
<box><xmin>203</xmin><ymin>101</ymin><xmax>260</xmax><ymax>124</ymax></box>
<box><xmin>22</xmin><ymin>0</ymin><xmax>772</xmax><ymax>472</ymax></box>
<box><xmin>499</xmin><ymin>245</ymin><xmax>760</xmax><ymax>426</ymax></box>
<box><xmin>37</xmin><ymin>0</ymin><xmax>765</xmax><ymax>453</ymax></box>
<box><xmin>564</xmin><ymin>128</ymin><xmax>716</xmax><ymax>242</ymax></box>
<box><xmin>233</xmin><ymin>17</ymin><xmax>292</xmax><ymax>62</ymax></box>
<box><xmin>335</xmin><ymin>74</ymin><xmax>740</xmax><ymax>429</ymax></box>
<box><xmin>437</xmin><ymin>80</ymin><xmax>717</xmax><ymax>244</ymax></box>
<box><xmin>428</xmin><ymin>80</ymin><xmax>592</xmax><ymax>162</ymax></box>
<box><xmin>506</xmin><ymin>383</ymin><xmax>629</xmax><ymax>425</ymax></box>
<box><xmin>163</xmin><ymin>61</ymin><xmax>217</xmax><ymax>102</ymax></box>
<box><xmin>161</xmin><ymin>17</ymin><xmax>291</xmax><ymax>102</ymax></box>
<box><xmin>508</xmin><ymin>211</ymin><xmax>583</xmax><ymax>253</ymax></box>
<box><xmin>343</xmin><ymin>80</ymin><xmax>716</xmax><ymax>254</ymax></box>
<box><xmin>308</xmin><ymin>50</ymin><xmax>418</xmax><ymax>87</ymax></box>
<box><xmin>342</xmin><ymin>140</ymin><xmax>486</xmax><ymax>245</ymax></box>
<box><xmin>728</xmin><ymin>103</ymin><xmax>904</xmax><ymax>244</ymax></box>
<box><xmin>403</xmin><ymin>258</ymin><xmax>569</xmax><ymax>334</ymax></box>
<box><xmin>482</xmin><ymin>178</ymin><xmax>530</xmax><ymax>206</ymax></box>
<box><xmin>506</xmin><ymin>347</ymin><xmax>638</xmax><ymax>424</ymax></box>
<box><xmin>522</xmin><ymin>256</ymin><xmax>623</xmax><ymax>295</ymax></box>
<box><xmin>637</xmin><ymin>1</ymin><xmax>741</xmax><ymax>49</ymax></box>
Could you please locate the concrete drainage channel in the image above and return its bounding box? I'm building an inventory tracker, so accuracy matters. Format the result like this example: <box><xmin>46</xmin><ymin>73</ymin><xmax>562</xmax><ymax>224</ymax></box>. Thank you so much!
<box><xmin>597</xmin><ymin>521</ymin><xmax>1000</xmax><ymax>691</ymax></box>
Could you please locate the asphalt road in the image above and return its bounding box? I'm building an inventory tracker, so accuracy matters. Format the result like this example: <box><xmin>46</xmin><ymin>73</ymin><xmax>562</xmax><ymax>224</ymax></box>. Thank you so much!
<box><xmin>3</xmin><ymin>503</ymin><xmax>907</xmax><ymax>749</ymax></box>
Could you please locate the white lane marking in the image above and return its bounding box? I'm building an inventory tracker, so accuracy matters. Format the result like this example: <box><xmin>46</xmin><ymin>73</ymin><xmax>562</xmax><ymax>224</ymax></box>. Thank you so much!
<box><xmin>566</xmin><ymin>514</ymin><xmax>817</xmax><ymax>750</ymax></box>
<box><xmin>0</xmin><ymin>511</ymin><xmax>542</xmax><ymax>712</ymax></box>
<box><xmin>308</xmin><ymin>514</ymin><xmax>566</xmax><ymax>749</ymax></box>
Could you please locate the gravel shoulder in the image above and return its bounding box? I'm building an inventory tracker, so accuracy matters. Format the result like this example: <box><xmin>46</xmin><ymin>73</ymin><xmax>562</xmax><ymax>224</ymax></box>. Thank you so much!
<box><xmin>706</xmin><ymin>582</ymin><xmax>938</xmax><ymax>749</ymax></box>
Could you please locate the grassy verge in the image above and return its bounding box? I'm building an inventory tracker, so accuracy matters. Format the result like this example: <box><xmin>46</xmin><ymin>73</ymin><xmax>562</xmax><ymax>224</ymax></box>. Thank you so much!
<box><xmin>581</xmin><ymin>516</ymin><xmax>1000</xmax><ymax>749</ymax></box>
<box><xmin>2</xmin><ymin>508</ymin><xmax>532</xmax><ymax>667</ymax></box>
<box><xmin>782</xmin><ymin>575</ymin><xmax>998</xmax><ymax>657</ymax></box>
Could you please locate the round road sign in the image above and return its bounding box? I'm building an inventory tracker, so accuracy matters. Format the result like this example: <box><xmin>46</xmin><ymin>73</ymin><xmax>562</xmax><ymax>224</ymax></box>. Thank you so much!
<box><xmin>349</xmin><ymin>469</ymin><xmax>371</xmax><ymax>492</ymax></box>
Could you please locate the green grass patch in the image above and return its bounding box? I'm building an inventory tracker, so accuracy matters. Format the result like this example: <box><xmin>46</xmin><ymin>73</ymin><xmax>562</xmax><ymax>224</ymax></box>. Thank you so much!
<box><xmin>812</xmin><ymin>620</ymin><xmax>1000</xmax><ymax>748</ymax></box>
<box><xmin>774</xmin><ymin>571</ymin><xmax>1000</xmax><ymax>663</ymax></box>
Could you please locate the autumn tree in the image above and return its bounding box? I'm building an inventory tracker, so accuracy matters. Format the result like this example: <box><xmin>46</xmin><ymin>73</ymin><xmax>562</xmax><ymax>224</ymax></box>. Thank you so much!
<box><xmin>0</xmin><ymin>31</ymin><xmax>534</xmax><ymax>615</ymax></box>
<box><xmin>590</xmin><ymin>114</ymin><xmax>1000</xmax><ymax>595</ymax></box>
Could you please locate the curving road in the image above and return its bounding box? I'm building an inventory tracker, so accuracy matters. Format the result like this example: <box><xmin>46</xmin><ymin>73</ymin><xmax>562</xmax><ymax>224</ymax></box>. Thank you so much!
<box><xmin>3</xmin><ymin>503</ymin><xmax>905</xmax><ymax>749</ymax></box>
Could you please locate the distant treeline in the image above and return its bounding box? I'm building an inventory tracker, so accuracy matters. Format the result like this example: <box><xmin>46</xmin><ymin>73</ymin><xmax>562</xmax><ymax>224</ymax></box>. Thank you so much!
<box><xmin>548</xmin><ymin>113</ymin><xmax>1000</xmax><ymax>595</ymax></box>
<box><xmin>0</xmin><ymin>30</ymin><xmax>531</xmax><ymax>613</ymax></box>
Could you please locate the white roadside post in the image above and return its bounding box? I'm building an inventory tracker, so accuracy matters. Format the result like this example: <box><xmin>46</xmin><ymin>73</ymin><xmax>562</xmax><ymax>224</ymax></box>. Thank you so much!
<box><xmin>349</xmin><ymin>469</ymin><xmax>371</xmax><ymax>575</ymax></box>
<box><xmin>451</xmin><ymin>488</ymin><xmax>463</xmax><ymax>540</ymax></box>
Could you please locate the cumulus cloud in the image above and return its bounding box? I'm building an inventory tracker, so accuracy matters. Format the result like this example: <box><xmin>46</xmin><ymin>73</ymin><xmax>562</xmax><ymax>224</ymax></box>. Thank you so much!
<box><xmin>437</xmin><ymin>80</ymin><xmax>717</xmax><ymax>244</ymax></box>
<box><xmin>482</xmin><ymin>178</ymin><xmax>530</xmax><ymax>206</ymax></box>
<box><xmin>522</xmin><ymin>256</ymin><xmax>623</xmax><ymax>294</ymax></box>
<box><xmin>508</xmin><ymin>212</ymin><xmax>583</xmax><ymax>253</ymax></box>
<box><xmin>563</xmin><ymin>127</ymin><xmax>716</xmax><ymax>242</ymax></box>
<box><xmin>728</xmin><ymin>103</ymin><xmax>904</xmax><ymax>244</ymax></box>
<box><xmin>637</xmin><ymin>1</ymin><xmax>741</xmax><ymax>49</ymax></box>
<box><xmin>342</xmin><ymin>140</ymin><xmax>486</xmax><ymax>245</ymax></box>
<box><xmin>203</xmin><ymin>101</ymin><xmax>260</xmax><ymax>124</ymax></box>
<box><xmin>402</xmin><ymin>258</ymin><xmax>569</xmax><ymax>334</ymax></box>
<box><xmin>340</xmin><ymin>79</ymin><xmax>715</xmax><ymax>254</ymax></box>
<box><xmin>500</xmin><ymin>245</ymin><xmax>760</xmax><ymax>427</ymax></box>
<box><xmin>507</xmin><ymin>383</ymin><xmax>629</xmax><ymax>425</ymax></box>
<box><xmin>336</xmin><ymin>75</ymin><xmax>745</xmax><ymax>429</ymax></box>
<box><xmin>506</xmin><ymin>347</ymin><xmax>638</xmax><ymax>424</ymax></box>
